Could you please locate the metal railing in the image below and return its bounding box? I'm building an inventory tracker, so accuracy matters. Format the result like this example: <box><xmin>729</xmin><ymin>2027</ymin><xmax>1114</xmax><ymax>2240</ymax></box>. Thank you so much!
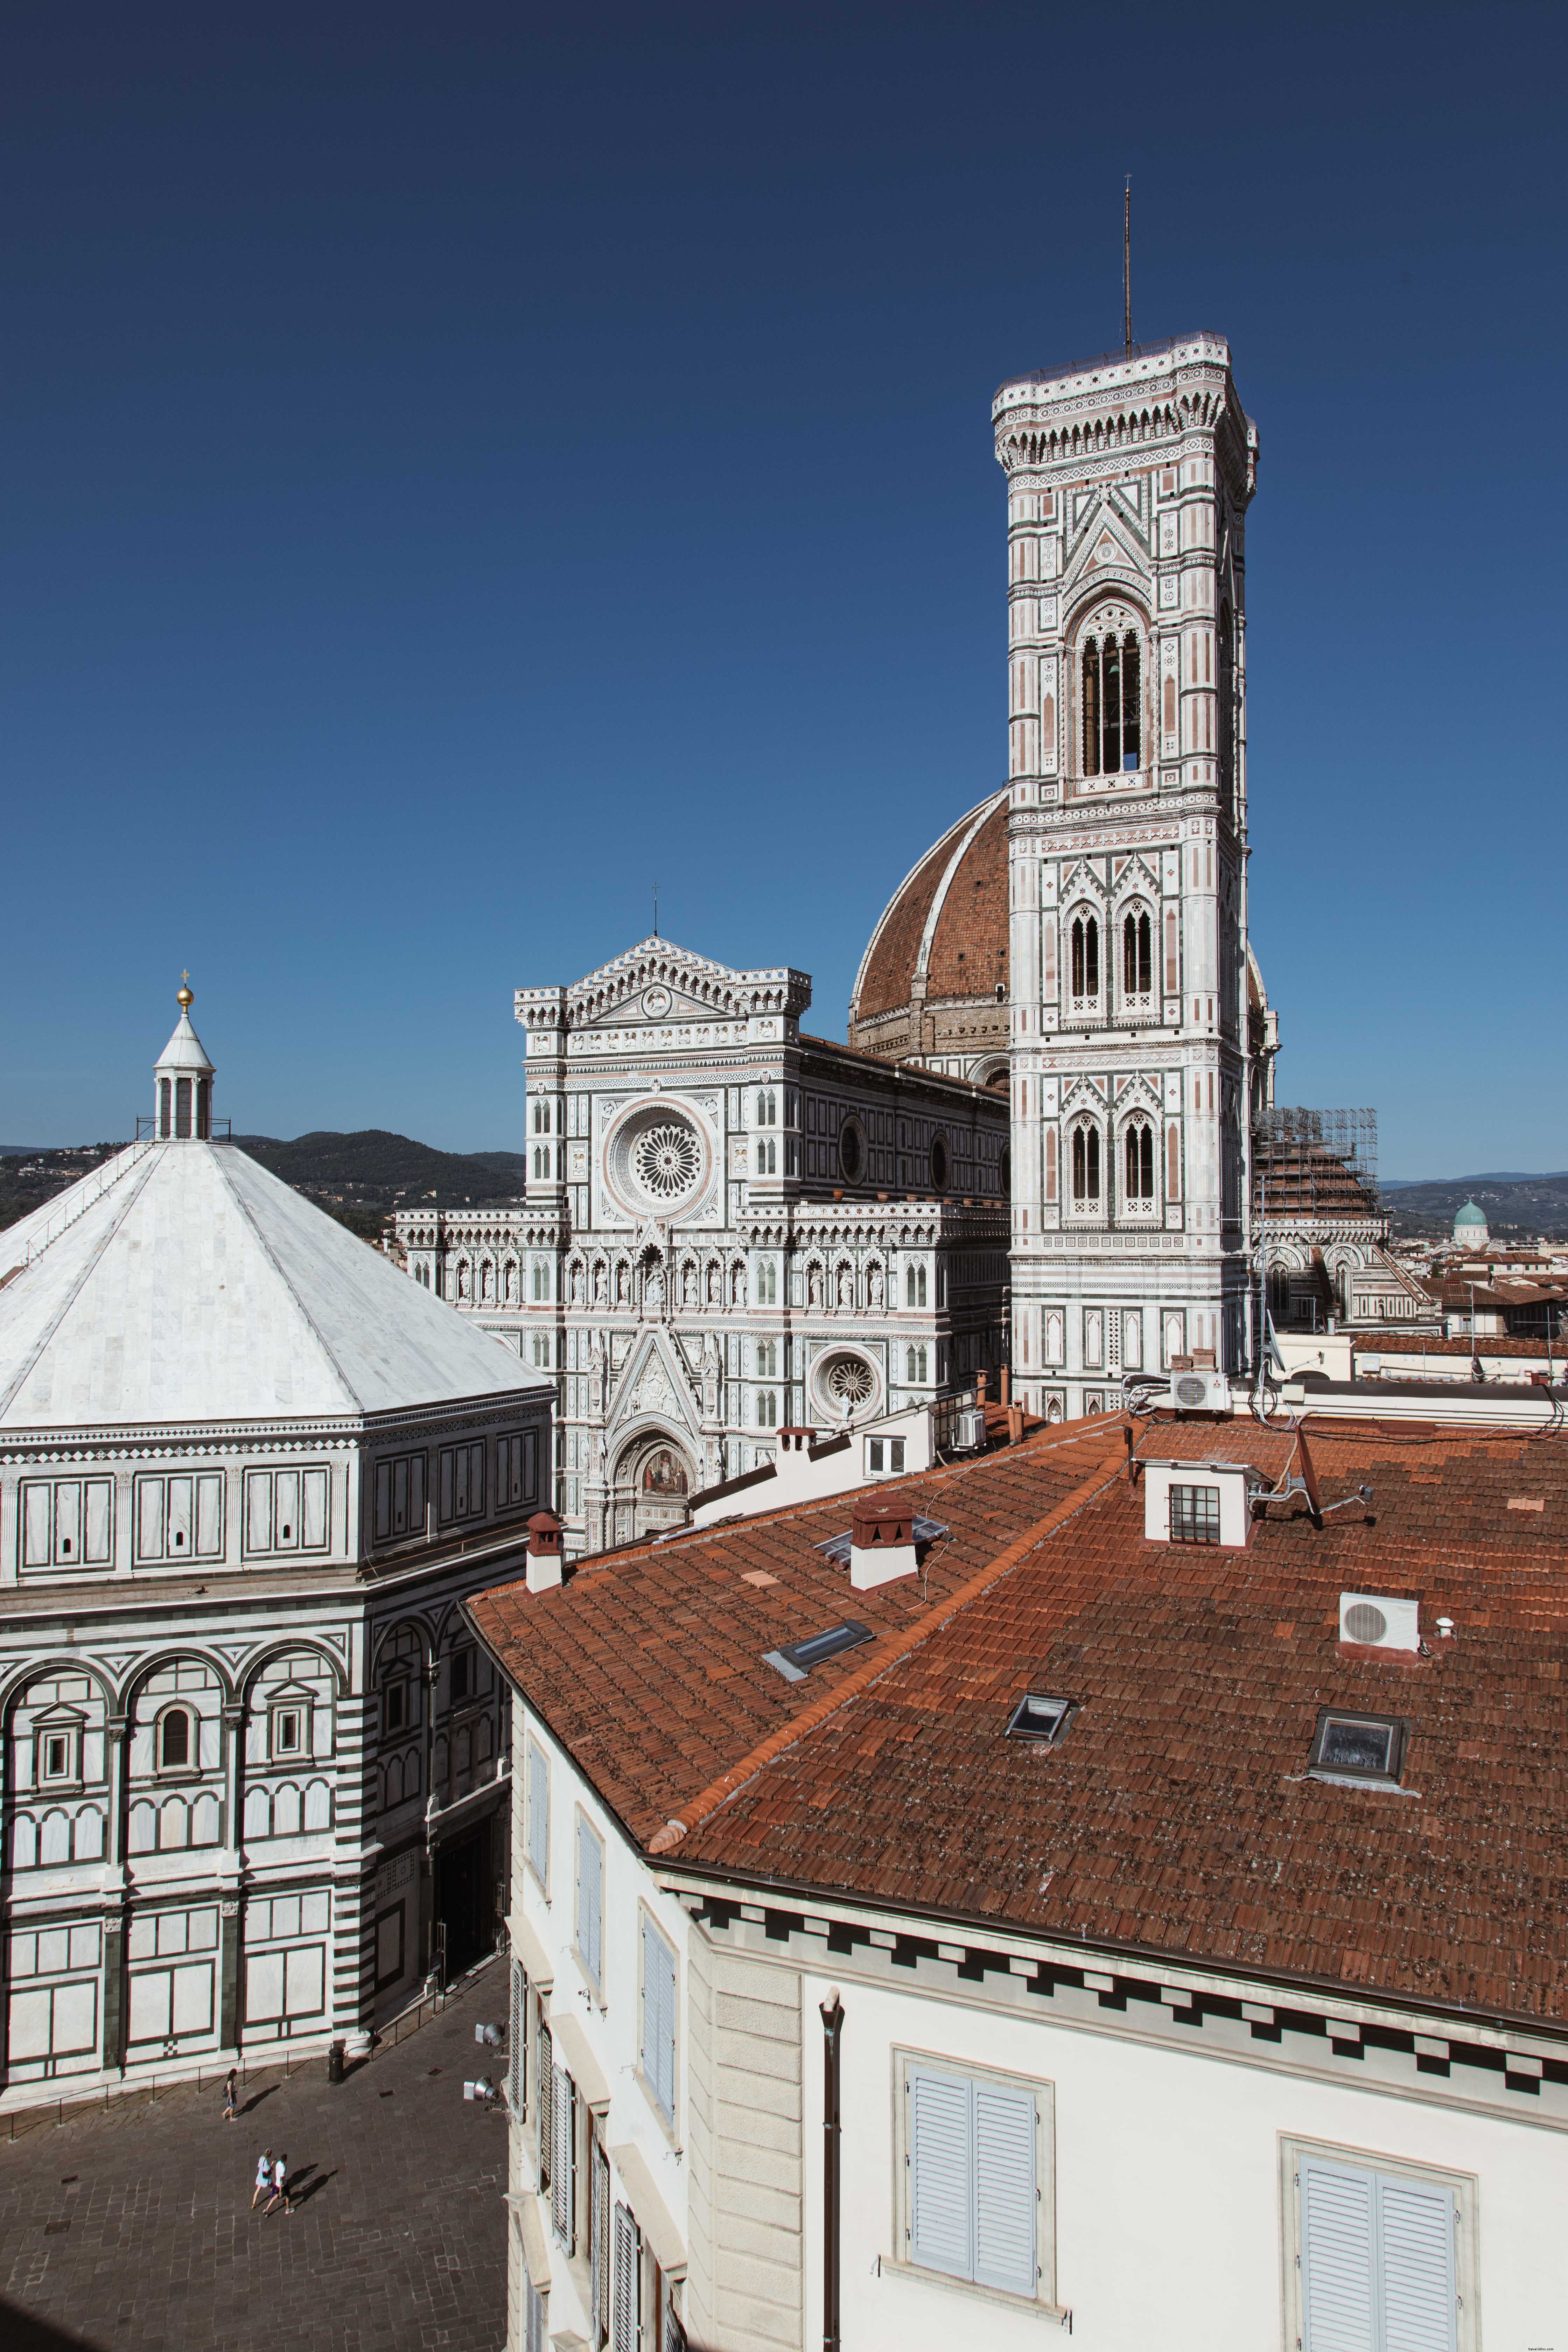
<box><xmin>19</xmin><ymin>1140</ymin><xmax>154</xmax><ymax>1268</ymax></box>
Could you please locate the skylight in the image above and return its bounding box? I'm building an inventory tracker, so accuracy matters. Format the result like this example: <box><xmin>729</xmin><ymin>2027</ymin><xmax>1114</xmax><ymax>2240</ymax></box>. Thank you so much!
<box><xmin>1005</xmin><ymin>1693</ymin><xmax>1075</xmax><ymax>1744</ymax></box>
<box><xmin>763</xmin><ymin>1620</ymin><xmax>875</xmax><ymax>1685</ymax></box>
<box><xmin>1308</xmin><ymin>1710</ymin><xmax>1407</xmax><ymax>1786</ymax></box>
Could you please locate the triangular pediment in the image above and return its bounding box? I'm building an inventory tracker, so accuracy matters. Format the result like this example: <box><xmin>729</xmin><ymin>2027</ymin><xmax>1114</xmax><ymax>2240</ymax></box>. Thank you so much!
<box><xmin>564</xmin><ymin>938</ymin><xmax>812</xmax><ymax>1029</ymax></box>
<box><xmin>608</xmin><ymin>1327</ymin><xmax>697</xmax><ymax>1434</ymax></box>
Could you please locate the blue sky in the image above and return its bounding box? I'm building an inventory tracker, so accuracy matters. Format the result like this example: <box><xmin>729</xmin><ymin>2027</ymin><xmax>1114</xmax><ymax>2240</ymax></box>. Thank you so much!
<box><xmin>2</xmin><ymin>2</ymin><xmax>1563</xmax><ymax>1177</ymax></box>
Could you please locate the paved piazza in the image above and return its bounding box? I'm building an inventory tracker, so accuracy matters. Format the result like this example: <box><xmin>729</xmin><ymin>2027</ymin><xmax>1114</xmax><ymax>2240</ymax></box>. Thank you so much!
<box><xmin>0</xmin><ymin>1967</ymin><xmax>507</xmax><ymax>2351</ymax></box>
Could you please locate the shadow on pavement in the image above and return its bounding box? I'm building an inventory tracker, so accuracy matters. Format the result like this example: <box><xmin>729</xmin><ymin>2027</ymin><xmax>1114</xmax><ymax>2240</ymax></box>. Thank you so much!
<box><xmin>0</xmin><ymin>2297</ymin><xmax>108</xmax><ymax>2352</ymax></box>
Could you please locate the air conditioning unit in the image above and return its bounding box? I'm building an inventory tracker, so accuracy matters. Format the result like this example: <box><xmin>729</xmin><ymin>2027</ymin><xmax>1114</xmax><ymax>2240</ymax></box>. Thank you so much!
<box><xmin>1169</xmin><ymin>1369</ymin><xmax>1231</xmax><ymax>1414</ymax></box>
<box><xmin>1339</xmin><ymin>1592</ymin><xmax>1420</xmax><ymax>1653</ymax></box>
<box><xmin>953</xmin><ymin>1406</ymin><xmax>986</xmax><ymax>1452</ymax></box>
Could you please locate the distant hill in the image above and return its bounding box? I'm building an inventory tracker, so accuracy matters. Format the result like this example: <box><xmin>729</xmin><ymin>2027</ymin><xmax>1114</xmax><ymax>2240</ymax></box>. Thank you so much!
<box><xmin>1381</xmin><ymin>1171</ymin><xmax>1568</xmax><ymax>1239</ymax></box>
<box><xmin>0</xmin><ymin>1130</ymin><xmax>528</xmax><ymax>1240</ymax></box>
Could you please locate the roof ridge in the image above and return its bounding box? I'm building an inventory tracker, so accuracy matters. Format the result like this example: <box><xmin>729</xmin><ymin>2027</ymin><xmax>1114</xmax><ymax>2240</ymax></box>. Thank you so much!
<box><xmin>207</xmin><ymin>1148</ymin><xmax>365</xmax><ymax>1412</ymax></box>
<box><xmin>647</xmin><ymin>1435</ymin><xmax>1126</xmax><ymax>1856</ymax></box>
<box><xmin>0</xmin><ymin>1145</ymin><xmax>164</xmax><ymax>1422</ymax></box>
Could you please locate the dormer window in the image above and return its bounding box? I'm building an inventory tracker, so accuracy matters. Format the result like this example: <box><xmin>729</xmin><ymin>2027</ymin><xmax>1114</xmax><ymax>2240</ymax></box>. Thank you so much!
<box><xmin>1082</xmin><ymin>628</ymin><xmax>1141</xmax><ymax>775</ymax></box>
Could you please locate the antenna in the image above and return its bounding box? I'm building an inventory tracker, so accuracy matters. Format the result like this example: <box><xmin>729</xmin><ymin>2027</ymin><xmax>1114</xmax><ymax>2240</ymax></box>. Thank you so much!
<box><xmin>1123</xmin><ymin>178</ymin><xmax>1133</xmax><ymax>358</ymax></box>
<box><xmin>653</xmin><ymin>883</ymin><xmax>659</xmax><ymax>938</ymax></box>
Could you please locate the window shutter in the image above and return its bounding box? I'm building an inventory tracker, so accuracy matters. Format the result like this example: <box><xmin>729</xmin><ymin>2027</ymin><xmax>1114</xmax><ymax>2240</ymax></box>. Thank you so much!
<box><xmin>578</xmin><ymin>1820</ymin><xmax>602</xmax><ymax>1988</ymax></box>
<box><xmin>612</xmin><ymin>2202</ymin><xmax>641</xmax><ymax>2352</ymax></box>
<box><xmin>551</xmin><ymin>2065</ymin><xmax>575</xmax><ymax>2247</ymax></box>
<box><xmin>642</xmin><ymin>1917</ymin><xmax>676</xmax><ymax>2121</ymax></box>
<box><xmin>528</xmin><ymin>1743</ymin><xmax>549</xmax><ymax>1886</ymax></box>
<box><xmin>536</xmin><ymin>2020</ymin><xmax>553</xmax><ymax>2185</ymax></box>
<box><xmin>1301</xmin><ymin>2157</ymin><xmax>1377</xmax><ymax>2352</ymax></box>
<box><xmin>524</xmin><ymin>2273</ymin><xmax>545</xmax><ymax>2352</ymax></box>
<box><xmin>972</xmin><ymin>2082</ymin><xmax>1037</xmax><ymax>2297</ymax></box>
<box><xmin>509</xmin><ymin>1960</ymin><xmax>527</xmax><ymax>2113</ymax></box>
<box><xmin>907</xmin><ymin>2066</ymin><xmax>973</xmax><ymax>2281</ymax></box>
<box><xmin>591</xmin><ymin>2140</ymin><xmax>611</xmax><ymax>2346</ymax></box>
<box><xmin>1377</xmin><ymin>2176</ymin><xmax>1455</xmax><ymax>2352</ymax></box>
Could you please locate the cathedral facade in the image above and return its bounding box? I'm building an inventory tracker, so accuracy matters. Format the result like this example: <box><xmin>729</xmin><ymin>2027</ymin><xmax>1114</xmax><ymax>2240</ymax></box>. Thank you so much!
<box><xmin>396</xmin><ymin>942</ymin><xmax>1009</xmax><ymax>1555</ymax></box>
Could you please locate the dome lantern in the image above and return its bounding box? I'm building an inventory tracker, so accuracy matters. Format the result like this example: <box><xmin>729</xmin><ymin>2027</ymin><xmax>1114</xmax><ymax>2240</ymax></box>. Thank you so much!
<box><xmin>153</xmin><ymin>976</ymin><xmax>216</xmax><ymax>1141</ymax></box>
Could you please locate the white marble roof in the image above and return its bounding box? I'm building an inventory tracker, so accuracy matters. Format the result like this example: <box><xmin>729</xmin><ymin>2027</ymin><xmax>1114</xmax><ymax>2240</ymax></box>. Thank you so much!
<box><xmin>0</xmin><ymin>1141</ymin><xmax>536</xmax><ymax>1429</ymax></box>
<box><xmin>154</xmin><ymin>1005</ymin><xmax>215</xmax><ymax>1075</ymax></box>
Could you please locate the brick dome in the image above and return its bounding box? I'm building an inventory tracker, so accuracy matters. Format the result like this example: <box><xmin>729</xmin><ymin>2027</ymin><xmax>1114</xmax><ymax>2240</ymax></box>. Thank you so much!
<box><xmin>847</xmin><ymin>792</ymin><xmax>1010</xmax><ymax>1084</ymax></box>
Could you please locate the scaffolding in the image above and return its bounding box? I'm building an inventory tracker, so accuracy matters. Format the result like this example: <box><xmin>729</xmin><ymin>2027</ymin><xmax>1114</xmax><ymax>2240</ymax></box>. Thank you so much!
<box><xmin>1252</xmin><ymin>1106</ymin><xmax>1379</xmax><ymax>1212</ymax></box>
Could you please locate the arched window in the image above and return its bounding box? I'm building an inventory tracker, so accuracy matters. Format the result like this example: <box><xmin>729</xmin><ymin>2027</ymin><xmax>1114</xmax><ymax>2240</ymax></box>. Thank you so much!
<box><xmin>1070</xmin><ymin>916</ymin><xmax>1100</xmax><ymax>1000</ymax></box>
<box><xmin>905</xmin><ymin>1265</ymin><xmax>927</xmax><ymax>1307</ymax></box>
<box><xmin>906</xmin><ymin>1345</ymin><xmax>929</xmax><ymax>1384</ymax></box>
<box><xmin>1122</xmin><ymin>910</ymin><xmax>1152</xmax><ymax>996</ymax></box>
<box><xmin>1071</xmin><ymin>1125</ymin><xmax>1101</xmax><ymax>1203</ymax></box>
<box><xmin>159</xmin><ymin>1708</ymin><xmax>192</xmax><ymax>1771</ymax></box>
<box><xmin>1124</xmin><ymin>1121</ymin><xmax>1155</xmax><ymax>1201</ymax></box>
<box><xmin>1082</xmin><ymin>627</ymin><xmax>1142</xmax><ymax>775</ymax></box>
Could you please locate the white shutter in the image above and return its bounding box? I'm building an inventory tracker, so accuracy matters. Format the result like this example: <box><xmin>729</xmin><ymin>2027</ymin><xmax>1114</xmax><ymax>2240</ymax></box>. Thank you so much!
<box><xmin>537</xmin><ymin>2020</ymin><xmax>553</xmax><ymax>2183</ymax></box>
<box><xmin>973</xmin><ymin>2080</ymin><xmax>1037</xmax><ymax>2297</ymax></box>
<box><xmin>524</xmin><ymin>2273</ymin><xmax>545</xmax><ymax>2352</ymax></box>
<box><xmin>591</xmin><ymin>2142</ymin><xmax>611</xmax><ymax>2344</ymax></box>
<box><xmin>907</xmin><ymin>2066</ymin><xmax>973</xmax><ymax>2281</ymax></box>
<box><xmin>528</xmin><ymin>1742</ymin><xmax>549</xmax><ymax>1886</ymax></box>
<box><xmin>551</xmin><ymin>2064</ymin><xmax>575</xmax><ymax>2247</ymax></box>
<box><xmin>1378</xmin><ymin>2176</ymin><xmax>1455</xmax><ymax>2352</ymax></box>
<box><xmin>642</xmin><ymin>1918</ymin><xmax>676</xmax><ymax>2121</ymax></box>
<box><xmin>578</xmin><ymin>1820</ymin><xmax>602</xmax><ymax>1988</ymax></box>
<box><xmin>509</xmin><ymin>1960</ymin><xmax>526</xmax><ymax>2112</ymax></box>
<box><xmin>612</xmin><ymin>2202</ymin><xmax>641</xmax><ymax>2352</ymax></box>
<box><xmin>1301</xmin><ymin>2157</ymin><xmax>1377</xmax><ymax>2352</ymax></box>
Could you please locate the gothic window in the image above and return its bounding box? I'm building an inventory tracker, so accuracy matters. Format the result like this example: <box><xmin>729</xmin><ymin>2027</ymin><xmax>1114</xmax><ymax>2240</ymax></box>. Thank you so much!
<box><xmin>905</xmin><ymin>1265</ymin><xmax>927</xmax><ymax>1308</ymax></box>
<box><xmin>755</xmin><ymin>1137</ymin><xmax>778</xmax><ymax>1174</ymax></box>
<box><xmin>533</xmin><ymin>1261</ymin><xmax>547</xmax><ymax>1301</ymax></box>
<box><xmin>756</xmin><ymin>1089</ymin><xmax>776</xmax><ymax>1126</ymax></box>
<box><xmin>905</xmin><ymin>1346</ymin><xmax>929</xmax><ymax>1384</ymax></box>
<box><xmin>1081</xmin><ymin>626</ymin><xmax>1142</xmax><ymax>775</ymax></box>
<box><xmin>1124</xmin><ymin>1121</ymin><xmax>1155</xmax><ymax>1202</ymax></box>
<box><xmin>1122</xmin><ymin>910</ymin><xmax>1152</xmax><ymax>997</ymax></box>
<box><xmin>1070</xmin><ymin>916</ymin><xmax>1100</xmax><ymax>1000</ymax></box>
<box><xmin>1218</xmin><ymin>600</ymin><xmax>1235</xmax><ymax>806</ymax></box>
<box><xmin>757</xmin><ymin>1260</ymin><xmax>778</xmax><ymax>1305</ymax></box>
<box><xmin>1071</xmin><ymin>1125</ymin><xmax>1101</xmax><ymax>1203</ymax></box>
<box><xmin>756</xmin><ymin>1338</ymin><xmax>778</xmax><ymax>1378</ymax></box>
<box><xmin>756</xmin><ymin>1391</ymin><xmax>778</xmax><ymax>1428</ymax></box>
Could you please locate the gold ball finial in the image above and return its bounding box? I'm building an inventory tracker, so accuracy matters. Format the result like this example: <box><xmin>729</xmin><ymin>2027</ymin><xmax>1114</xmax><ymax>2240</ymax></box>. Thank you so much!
<box><xmin>177</xmin><ymin>971</ymin><xmax>193</xmax><ymax>1011</ymax></box>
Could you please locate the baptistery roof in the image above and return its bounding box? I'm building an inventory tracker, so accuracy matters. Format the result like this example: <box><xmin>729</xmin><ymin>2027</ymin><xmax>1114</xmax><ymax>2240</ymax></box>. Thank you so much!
<box><xmin>0</xmin><ymin>1136</ymin><xmax>529</xmax><ymax>1429</ymax></box>
<box><xmin>847</xmin><ymin>790</ymin><xmax>1010</xmax><ymax>1076</ymax></box>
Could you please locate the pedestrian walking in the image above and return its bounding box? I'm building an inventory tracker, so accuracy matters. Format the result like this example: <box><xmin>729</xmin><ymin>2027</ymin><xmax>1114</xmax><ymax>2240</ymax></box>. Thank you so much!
<box><xmin>222</xmin><ymin>2067</ymin><xmax>238</xmax><ymax>2122</ymax></box>
<box><xmin>251</xmin><ymin>2150</ymin><xmax>273</xmax><ymax>2211</ymax></box>
<box><xmin>264</xmin><ymin>2151</ymin><xmax>290</xmax><ymax>2217</ymax></box>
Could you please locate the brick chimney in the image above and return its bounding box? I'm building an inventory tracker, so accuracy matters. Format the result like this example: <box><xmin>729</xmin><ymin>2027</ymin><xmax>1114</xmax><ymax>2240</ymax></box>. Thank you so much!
<box><xmin>849</xmin><ymin>1496</ymin><xmax>917</xmax><ymax>1591</ymax></box>
<box><xmin>525</xmin><ymin>1510</ymin><xmax>564</xmax><ymax>1595</ymax></box>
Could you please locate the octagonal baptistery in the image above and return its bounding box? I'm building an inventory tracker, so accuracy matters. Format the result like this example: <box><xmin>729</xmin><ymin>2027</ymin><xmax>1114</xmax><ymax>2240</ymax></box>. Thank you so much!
<box><xmin>847</xmin><ymin>790</ymin><xmax>1011</xmax><ymax>1087</ymax></box>
<box><xmin>0</xmin><ymin>989</ymin><xmax>553</xmax><ymax>2110</ymax></box>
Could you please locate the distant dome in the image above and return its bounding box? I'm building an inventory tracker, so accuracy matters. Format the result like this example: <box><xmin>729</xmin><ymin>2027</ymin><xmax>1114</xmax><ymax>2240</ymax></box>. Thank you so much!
<box><xmin>1453</xmin><ymin>1198</ymin><xmax>1489</xmax><ymax>1242</ymax></box>
<box><xmin>847</xmin><ymin>792</ymin><xmax>1009</xmax><ymax>1085</ymax></box>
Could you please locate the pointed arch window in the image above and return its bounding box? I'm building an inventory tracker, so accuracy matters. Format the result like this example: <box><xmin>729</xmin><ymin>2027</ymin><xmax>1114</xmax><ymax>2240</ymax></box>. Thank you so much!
<box><xmin>1082</xmin><ymin>629</ymin><xmax>1142</xmax><ymax>775</ymax></box>
<box><xmin>1122</xmin><ymin>909</ymin><xmax>1152</xmax><ymax>997</ymax></box>
<box><xmin>1070</xmin><ymin>916</ymin><xmax>1100</xmax><ymax>1001</ymax></box>
<box><xmin>1124</xmin><ymin>1121</ymin><xmax>1155</xmax><ymax>1202</ymax></box>
<box><xmin>1071</xmin><ymin>1125</ymin><xmax>1101</xmax><ymax>1203</ymax></box>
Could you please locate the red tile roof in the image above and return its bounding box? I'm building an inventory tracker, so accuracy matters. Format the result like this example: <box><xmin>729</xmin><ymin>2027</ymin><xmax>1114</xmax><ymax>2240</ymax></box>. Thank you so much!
<box><xmin>469</xmin><ymin>1413</ymin><xmax>1568</xmax><ymax>2026</ymax></box>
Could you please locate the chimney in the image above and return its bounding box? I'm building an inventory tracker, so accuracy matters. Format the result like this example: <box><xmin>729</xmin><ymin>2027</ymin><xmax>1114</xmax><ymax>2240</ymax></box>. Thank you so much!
<box><xmin>848</xmin><ymin>1496</ymin><xmax>917</xmax><ymax>1591</ymax></box>
<box><xmin>1006</xmin><ymin>1404</ymin><xmax>1024</xmax><ymax>1445</ymax></box>
<box><xmin>1000</xmin><ymin>1364</ymin><xmax>1011</xmax><ymax>1406</ymax></box>
<box><xmin>525</xmin><ymin>1510</ymin><xmax>564</xmax><ymax>1595</ymax></box>
<box><xmin>976</xmin><ymin>1371</ymin><xmax>988</xmax><ymax>1406</ymax></box>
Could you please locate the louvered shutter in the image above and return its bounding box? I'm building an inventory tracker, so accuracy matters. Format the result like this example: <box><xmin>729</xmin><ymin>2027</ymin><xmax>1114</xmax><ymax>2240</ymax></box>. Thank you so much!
<box><xmin>551</xmin><ymin>2065</ymin><xmax>575</xmax><ymax>2246</ymax></box>
<box><xmin>642</xmin><ymin>1918</ymin><xmax>676</xmax><ymax>2121</ymax></box>
<box><xmin>612</xmin><ymin>2201</ymin><xmax>641</xmax><ymax>2352</ymax></box>
<box><xmin>907</xmin><ymin>2066</ymin><xmax>974</xmax><ymax>2281</ymax></box>
<box><xmin>524</xmin><ymin>2273</ymin><xmax>545</xmax><ymax>2352</ymax></box>
<box><xmin>578</xmin><ymin>1821</ymin><xmax>603</xmax><ymax>1988</ymax></box>
<box><xmin>508</xmin><ymin>1960</ymin><xmax>527</xmax><ymax>2113</ymax></box>
<box><xmin>537</xmin><ymin>2020</ymin><xmax>553</xmax><ymax>2185</ymax></box>
<box><xmin>527</xmin><ymin>1742</ymin><xmax>549</xmax><ymax>1886</ymax></box>
<box><xmin>1377</xmin><ymin>2175</ymin><xmax>1455</xmax><ymax>2352</ymax></box>
<box><xmin>1301</xmin><ymin>2157</ymin><xmax>1378</xmax><ymax>2352</ymax></box>
<box><xmin>973</xmin><ymin>2080</ymin><xmax>1037</xmax><ymax>2297</ymax></box>
<box><xmin>590</xmin><ymin>2142</ymin><xmax>611</xmax><ymax>2345</ymax></box>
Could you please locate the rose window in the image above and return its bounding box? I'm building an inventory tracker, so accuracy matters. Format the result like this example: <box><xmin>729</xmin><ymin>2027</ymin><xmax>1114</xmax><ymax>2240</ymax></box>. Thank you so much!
<box><xmin>632</xmin><ymin>1121</ymin><xmax>701</xmax><ymax>1200</ymax></box>
<box><xmin>820</xmin><ymin>1353</ymin><xmax>874</xmax><ymax>1406</ymax></box>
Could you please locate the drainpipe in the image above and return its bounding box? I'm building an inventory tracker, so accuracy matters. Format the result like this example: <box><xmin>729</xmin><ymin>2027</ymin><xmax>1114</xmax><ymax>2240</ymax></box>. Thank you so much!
<box><xmin>820</xmin><ymin>1991</ymin><xmax>844</xmax><ymax>2352</ymax></box>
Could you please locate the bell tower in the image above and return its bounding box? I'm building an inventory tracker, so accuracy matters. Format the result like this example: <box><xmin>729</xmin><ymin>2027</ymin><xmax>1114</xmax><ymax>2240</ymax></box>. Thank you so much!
<box><xmin>993</xmin><ymin>334</ymin><xmax>1259</xmax><ymax>1416</ymax></box>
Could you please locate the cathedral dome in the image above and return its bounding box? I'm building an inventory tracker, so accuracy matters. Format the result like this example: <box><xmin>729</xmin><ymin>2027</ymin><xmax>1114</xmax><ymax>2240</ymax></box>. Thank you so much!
<box><xmin>847</xmin><ymin>791</ymin><xmax>1010</xmax><ymax>1084</ymax></box>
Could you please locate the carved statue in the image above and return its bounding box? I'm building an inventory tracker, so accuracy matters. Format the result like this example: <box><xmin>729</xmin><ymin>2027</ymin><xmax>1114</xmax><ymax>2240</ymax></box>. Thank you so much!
<box><xmin>868</xmin><ymin>1264</ymin><xmax>884</xmax><ymax>1309</ymax></box>
<box><xmin>593</xmin><ymin>1260</ymin><xmax>607</xmax><ymax>1307</ymax></box>
<box><xmin>571</xmin><ymin>1261</ymin><xmax>586</xmax><ymax>1306</ymax></box>
<box><xmin>682</xmin><ymin>1262</ymin><xmax>698</xmax><ymax>1309</ymax></box>
<box><xmin>808</xmin><ymin>1264</ymin><xmax>824</xmax><ymax>1308</ymax></box>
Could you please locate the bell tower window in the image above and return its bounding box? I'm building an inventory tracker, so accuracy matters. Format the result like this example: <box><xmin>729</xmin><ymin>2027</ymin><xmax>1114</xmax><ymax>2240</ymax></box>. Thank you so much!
<box><xmin>1122</xmin><ymin>911</ymin><xmax>1152</xmax><ymax>997</ymax></box>
<box><xmin>1071</xmin><ymin>1125</ymin><xmax>1101</xmax><ymax>1203</ymax></box>
<box><xmin>1082</xmin><ymin>628</ymin><xmax>1142</xmax><ymax>775</ymax></box>
<box><xmin>1070</xmin><ymin>916</ymin><xmax>1100</xmax><ymax>1001</ymax></box>
<box><xmin>1124</xmin><ymin>1121</ymin><xmax>1155</xmax><ymax>1202</ymax></box>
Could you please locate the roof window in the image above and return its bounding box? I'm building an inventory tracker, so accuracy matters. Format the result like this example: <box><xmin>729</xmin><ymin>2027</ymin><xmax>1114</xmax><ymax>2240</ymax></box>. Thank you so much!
<box><xmin>1308</xmin><ymin>1709</ymin><xmax>1407</xmax><ymax>1786</ymax></box>
<box><xmin>763</xmin><ymin>1620</ymin><xmax>874</xmax><ymax>1685</ymax></box>
<box><xmin>1004</xmin><ymin>1693</ymin><xmax>1075</xmax><ymax>1744</ymax></box>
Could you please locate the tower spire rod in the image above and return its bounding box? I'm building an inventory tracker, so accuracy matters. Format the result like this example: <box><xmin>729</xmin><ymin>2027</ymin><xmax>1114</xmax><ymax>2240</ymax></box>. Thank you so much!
<box><xmin>1123</xmin><ymin>177</ymin><xmax>1133</xmax><ymax>358</ymax></box>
